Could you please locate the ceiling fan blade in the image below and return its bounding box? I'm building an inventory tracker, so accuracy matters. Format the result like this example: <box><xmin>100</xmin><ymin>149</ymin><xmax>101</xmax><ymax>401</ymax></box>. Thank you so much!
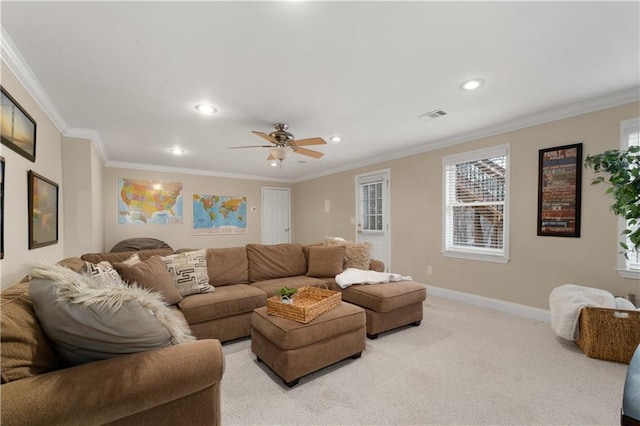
<box><xmin>292</xmin><ymin>146</ymin><xmax>324</xmax><ymax>159</ymax></box>
<box><xmin>292</xmin><ymin>137</ymin><xmax>327</xmax><ymax>146</ymax></box>
<box><xmin>228</xmin><ymin>145</ymin><xmax>273</xmax><ymax>149</ymax></box>
<box><xmin>267</xmin><ymin>153</ymin><xmax>276</xmax><ymax>160</ymax></box>
<box><xmin>252</xmin><ymin>131</ymin><xmax>279</xmax><ymax>144</ymax></box>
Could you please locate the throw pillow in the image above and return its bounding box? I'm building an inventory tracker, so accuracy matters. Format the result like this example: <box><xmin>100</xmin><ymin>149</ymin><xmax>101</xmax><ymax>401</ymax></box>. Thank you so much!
<box><xmin>161</xmin><ymin>249</ymin><xmax>214</xmax><ymax>296</ymax></box>
<box><xmin>79</xmin><ymin>261</ymin><xmax>120</xmax><ymax>284</ymax></box>
<box><xmin>322</xmin><ymin>238</ymin><xmax>372</xmax><ymax>270</ymax></box>
<box><xmin>113</xmin><ymin>256</ymin><xmax>183</xmax><ymax>305</ymax></box>
<box><xmin>306</xmin><ymin>246</ymin><xmax>345</xmax><ymax>278</ymax></box>
<box><xmin>121</xmin><ymin>252</ymin><xmax>141</xmax><ymax>266</ymax></box>
<box><xmin>28</xmin><ymin>262</ymin><xmax>195</xmax><ymax>367</ymax></box>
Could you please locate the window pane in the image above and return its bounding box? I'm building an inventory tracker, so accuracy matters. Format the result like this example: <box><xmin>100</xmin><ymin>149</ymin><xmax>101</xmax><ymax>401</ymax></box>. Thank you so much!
<box><xmin>443</xmin><ymin>146</ymin><xmax>509</xmax><ymax>260</ymax></box>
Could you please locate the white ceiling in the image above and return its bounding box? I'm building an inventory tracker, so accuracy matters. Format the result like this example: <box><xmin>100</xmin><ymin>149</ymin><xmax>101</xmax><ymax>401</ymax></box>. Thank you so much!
<box><xmin>2</xmin><ymin>1</ymin><xmax>639</xmax><ymax>182</ymax></box>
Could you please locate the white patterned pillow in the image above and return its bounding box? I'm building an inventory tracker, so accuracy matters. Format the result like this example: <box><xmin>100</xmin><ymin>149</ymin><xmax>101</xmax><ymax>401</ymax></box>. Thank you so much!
<box><xmin>161</xmin><ymin>249</ymin><xmax>214</xmax><ymax>296</ymax></box>
<box><xmin>80</xmin><ymin>261</ymin><xmax>120</xmax><ymax>284</ymax></box>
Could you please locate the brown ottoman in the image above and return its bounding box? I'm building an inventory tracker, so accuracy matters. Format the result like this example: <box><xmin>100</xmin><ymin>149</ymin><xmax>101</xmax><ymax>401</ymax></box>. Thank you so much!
<box><xmin>337</xmin><ymin>281</ymin><xmax>427</xmax><ymax>339</ymax></box>
<box><xmin>251</xmin><ymin>302</ymin><xmax>366</xmax><ymax>387</ymax></box>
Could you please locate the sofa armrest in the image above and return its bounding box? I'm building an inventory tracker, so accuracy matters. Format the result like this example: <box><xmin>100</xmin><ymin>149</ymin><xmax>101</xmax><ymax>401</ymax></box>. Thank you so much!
<box><xmin>369</xmin><ymin>259</ymin><xmax>385</xmax><ymax>272</ymax></box>
<box><xmin>1</xmin><ymin>339</ymin><xmax>224</xmax><ymax>426</ymax></box>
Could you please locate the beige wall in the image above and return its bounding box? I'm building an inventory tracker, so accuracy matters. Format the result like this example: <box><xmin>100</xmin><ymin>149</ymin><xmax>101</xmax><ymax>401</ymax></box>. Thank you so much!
<box><xmin>62</xmin><ymin>136</ymin><xmax>105</xmax><ymax>257</ymax></box>
<box><xmin>102</xmin><ymin>167</ymin><xmax>291</xmax><ymax>252</ymax></box>
<box><xmin>1</xmin><ymin>62</ymin><xmax>64</xmax><ymax>288</ymax></box>
<box><xmin>294</xmin><ymin>102</ymin><xmax>640</xmax><ymax>310</ymax></box>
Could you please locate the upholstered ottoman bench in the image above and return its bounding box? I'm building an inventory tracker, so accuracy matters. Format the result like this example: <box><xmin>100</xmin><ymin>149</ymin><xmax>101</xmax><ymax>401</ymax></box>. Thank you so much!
<box><xmin>251</xmin><ymin>302</ymin><xmax>366</xmax><ymax>387</ymax></box>
<box><xmin>335</xmin><ymin>281</ymin><xmax>427</xmax><ymax>339</ymax></box>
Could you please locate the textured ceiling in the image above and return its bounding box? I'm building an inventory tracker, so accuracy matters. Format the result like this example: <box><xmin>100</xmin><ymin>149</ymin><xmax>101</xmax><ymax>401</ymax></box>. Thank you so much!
<box><xmin>2</xmin><ymin>1</ymin><xmax>639</xmax><ymax>181</ymax></box>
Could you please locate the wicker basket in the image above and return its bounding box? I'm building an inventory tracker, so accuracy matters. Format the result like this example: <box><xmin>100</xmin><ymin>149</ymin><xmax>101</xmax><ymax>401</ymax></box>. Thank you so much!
<box><xmin>267</xmin><ymin>285</ymin><xmax>342</xmax><ymax>323</ymax></box>
<box><xmin>576</xmin><ymin>307</ymin><xmax>640</xmax><ymax>364</ymax></box>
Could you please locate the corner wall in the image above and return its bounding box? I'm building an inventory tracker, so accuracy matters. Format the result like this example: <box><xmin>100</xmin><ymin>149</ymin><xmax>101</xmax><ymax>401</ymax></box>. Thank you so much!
<box><xmin>1</xmin><ymin>62</ymin><xmax>64</xmax><ymax>288</ymax></box>
<box><xmin>294</xmin><ymin>102</ymin><xmax>640</xmax><ymax>310</ymax></box>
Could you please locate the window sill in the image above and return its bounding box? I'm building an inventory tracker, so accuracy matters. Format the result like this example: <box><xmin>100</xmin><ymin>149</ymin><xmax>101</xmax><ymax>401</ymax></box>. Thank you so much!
<box><xmin>617</xmin><ymin>269</ymin><xmax>640</xmax><ymax>280</ymax></box>
<box><xmin>442</xmin><ymin>250</ymin><xmax>510</xmax><ymax>264</ymax></box>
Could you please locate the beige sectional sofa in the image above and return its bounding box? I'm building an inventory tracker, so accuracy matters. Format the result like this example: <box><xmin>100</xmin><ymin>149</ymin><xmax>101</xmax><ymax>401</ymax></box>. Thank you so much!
<box><xmin>1</xmin><ymin>242</ymin><xmax>426</xmax><ymax>425</ymax></box>
<box><xmin>80</xmin><ymin>242</ymin><xmax>427</xmax><ymax>341</ymax></box>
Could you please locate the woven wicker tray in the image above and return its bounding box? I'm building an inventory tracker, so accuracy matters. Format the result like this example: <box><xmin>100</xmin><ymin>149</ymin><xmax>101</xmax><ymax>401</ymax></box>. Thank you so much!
<box><xmin>576</xmin><ymin>306</ymin><xmax>640</xmax><ymax>364</ymax></box>
<box><xmin>267</xmin><ymin>285</ymin><xmax>341</xmax><ymax>323</ymax></box>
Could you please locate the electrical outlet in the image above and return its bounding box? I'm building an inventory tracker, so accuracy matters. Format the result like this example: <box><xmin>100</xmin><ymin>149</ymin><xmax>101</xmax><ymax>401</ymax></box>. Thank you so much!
<box><xmin>427</xmin><ymin>266</ymin><xmax>432</xmax><ymax>275</ymax></box>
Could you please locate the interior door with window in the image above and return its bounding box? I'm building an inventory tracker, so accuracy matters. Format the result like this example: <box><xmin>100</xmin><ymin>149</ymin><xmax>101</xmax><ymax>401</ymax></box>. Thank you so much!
<box><xmin>356</xmin><ymin>170</ymin><xmax>390</xmax><ymax>272</ymax></box>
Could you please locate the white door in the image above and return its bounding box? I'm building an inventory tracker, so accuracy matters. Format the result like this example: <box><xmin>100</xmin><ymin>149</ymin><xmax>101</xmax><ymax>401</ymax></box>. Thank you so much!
<box><xmin>356</xmin><ymin>170</ymin><xmax>390</xmax><ymax>271</ymax></box>
<box><xmin>262</xmin><ymin>187</ymin><xmax>291</xmax><ymax>244</ymax></box>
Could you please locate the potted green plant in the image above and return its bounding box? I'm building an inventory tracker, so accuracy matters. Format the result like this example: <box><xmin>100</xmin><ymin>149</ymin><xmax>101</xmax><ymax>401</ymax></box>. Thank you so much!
<box><xmin>276</xmin><ymin>286</ymin><xmax>297</xmax><ymax>304</ymax></box>
<box><xmin>584</xmin><ymin>145</ymin><xmax>640</xmax><ymax>257</ymax></box>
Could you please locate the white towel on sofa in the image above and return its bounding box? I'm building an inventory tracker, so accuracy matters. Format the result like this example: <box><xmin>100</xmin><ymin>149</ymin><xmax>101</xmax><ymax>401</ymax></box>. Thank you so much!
<box><xmin>335</xmin><ymin>268</ymin><xmax>412</xmax><ymax>289</ymax></box>
<box><xmin>549</xmin><ymin>284</ymin><xmax>620</xmax><ymax>341</ymax></box>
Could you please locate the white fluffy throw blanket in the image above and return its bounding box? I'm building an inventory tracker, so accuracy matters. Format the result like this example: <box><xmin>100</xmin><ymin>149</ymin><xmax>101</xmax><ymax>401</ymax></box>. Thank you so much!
<box><xmin>335</xmin><ymin>268</ymin><xmax>412</xmax><ymax>289</ymax></box>
<box><xmin>549</xmin><ymin>284</ymin><xmax>637</xmax><ymax>341</ymax></box>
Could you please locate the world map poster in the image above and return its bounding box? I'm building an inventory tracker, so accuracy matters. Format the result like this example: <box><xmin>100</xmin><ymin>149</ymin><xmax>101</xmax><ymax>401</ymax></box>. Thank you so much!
<box><xmin>117</xmin><ymin>178</ymin><xmax>183</xmax><ymax>225</ymax></box>
<box><xmin>193</xmin><ymin>194</ymin><xmax>247</xmax><ymax>235</ymax></box>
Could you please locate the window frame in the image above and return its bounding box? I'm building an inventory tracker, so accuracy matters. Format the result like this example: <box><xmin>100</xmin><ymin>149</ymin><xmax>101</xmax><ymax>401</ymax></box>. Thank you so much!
<box><xmin>442</xmin><ymin>144</ymin><xmax>511</xmax><ymax>264</ymax></box>
<box><xmin>617</xmin><ymin>118</ymin><xmax>640</xmax><ymax>279</ymax></box>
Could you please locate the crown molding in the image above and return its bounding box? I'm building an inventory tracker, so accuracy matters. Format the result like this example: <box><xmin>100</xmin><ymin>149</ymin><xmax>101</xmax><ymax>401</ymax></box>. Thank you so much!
<box><xmin>63</xmin><ymin>128</ymin><xmax>108</xmax><ymax>165</ymax></box>
<box><xmin>0</xmin><ymin>27</ymin><xmax>68</xmax><ymax>134</ymax></box>
<box><xmin>294</xmin><ymin>86</ymin><xmax>640</xmax><ymax>183</ymax></box>
<box><xmin>105</xmin><ymin>161</ymin><xmax>294</xmax><ymax>184</ymax></box>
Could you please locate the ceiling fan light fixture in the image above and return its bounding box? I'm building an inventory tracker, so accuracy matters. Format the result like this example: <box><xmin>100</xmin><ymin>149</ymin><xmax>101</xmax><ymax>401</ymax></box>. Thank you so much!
<box><xmin>270</xmin><ymin>146</ymin><xmax>292</xmax><ymax>160</ymax></box>
<box><xmin>194</xmin><ymin>103</ymin><xmax>217</xmax><ymax>114</ymax></box>
<box><xmin>459</xmin><ymin>78</ymin><xmax>485</xmax><ymax>91</ymax></box>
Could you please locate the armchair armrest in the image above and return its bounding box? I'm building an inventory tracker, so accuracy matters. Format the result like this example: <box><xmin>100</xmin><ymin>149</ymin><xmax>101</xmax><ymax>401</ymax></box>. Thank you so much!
<box><xmin>1</xmin><ymin>339</ymin><xmax>224</xmax><ymax>426</ymax></box>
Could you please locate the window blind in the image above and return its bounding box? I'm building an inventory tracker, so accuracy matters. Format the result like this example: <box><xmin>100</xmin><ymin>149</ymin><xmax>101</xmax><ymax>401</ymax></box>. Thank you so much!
<box><xmin>443</xmin><ymin>145</ymin><xmax>509</xmax><ymax>261</ymax></box>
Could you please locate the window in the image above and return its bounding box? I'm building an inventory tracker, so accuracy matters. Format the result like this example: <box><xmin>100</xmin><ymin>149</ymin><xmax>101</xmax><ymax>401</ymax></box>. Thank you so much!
<box><xmin>443</xmin><ymin>144</ymin><xmax>510</xmax><ymax>263</ymax></box>
<box><xmin>359</xmin><ymin>178</ymin><xmax>384</xmax><ymax>232</ymax></box>
<box><xmin>618</xmin><ymin>118</ymin><xmax>640</xmax><ymax>279</ymax></box>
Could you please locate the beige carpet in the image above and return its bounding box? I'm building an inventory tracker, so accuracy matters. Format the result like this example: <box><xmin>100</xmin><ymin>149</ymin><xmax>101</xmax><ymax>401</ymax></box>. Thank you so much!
<box><xmin>221</xmin><ymin>296</ymin><xmax>629</xmax><ymax>425</ymax></box>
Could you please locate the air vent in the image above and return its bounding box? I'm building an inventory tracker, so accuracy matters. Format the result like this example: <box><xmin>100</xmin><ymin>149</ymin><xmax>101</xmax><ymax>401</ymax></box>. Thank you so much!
<box><xmin>418</xmin><ymin>109</ymin><xmax>448</xmax><ymax>120</ymax></box>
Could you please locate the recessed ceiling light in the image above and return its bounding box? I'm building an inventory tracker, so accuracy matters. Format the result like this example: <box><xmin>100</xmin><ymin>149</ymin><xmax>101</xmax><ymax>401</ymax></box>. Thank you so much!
<box><xmin>195</xmin><ymin>104</ymin><xmax>217</xmax><ymax>114</ymax></box>
<box><xmin>169</xmin><ymin>147</ymin><xmax>185</xmax><ymax>155</ymax></box>
<box><xmin>459</xmin><ymin>78</ymin><xmax>485</xmax><ymax>91</ymax></box>
<box><xmin>329</xmin><ymin>136</ymin><xmax>343</xmax><ymax>143</ymax></box>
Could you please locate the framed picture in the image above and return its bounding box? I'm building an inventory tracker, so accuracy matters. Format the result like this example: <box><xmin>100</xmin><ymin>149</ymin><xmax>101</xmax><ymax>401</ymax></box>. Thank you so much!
<box><xmin>1</xmin><ymin>86</ymin><xmax>37</xmax><ymax>162</ymax></box>
<box><xmin>28</xmin><ymin>170</ymin><xmax>58</xmax><ymax>249</ymax></box>
<box><xmin>0</xmin><ymin>156</ymin><xmax>4</xmax><ymax>259</ymax></box>
<box><xmin>537</xmin><ymin>143</ymin><xmax>583</xmax><ymax>237</ymax></box>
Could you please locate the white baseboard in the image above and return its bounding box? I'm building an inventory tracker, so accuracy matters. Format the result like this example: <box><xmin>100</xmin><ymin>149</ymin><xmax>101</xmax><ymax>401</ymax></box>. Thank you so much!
<box><xmin>426</xmin><ymin>285</ymin><xmax>551</xmax><ymax>323</ymax></box>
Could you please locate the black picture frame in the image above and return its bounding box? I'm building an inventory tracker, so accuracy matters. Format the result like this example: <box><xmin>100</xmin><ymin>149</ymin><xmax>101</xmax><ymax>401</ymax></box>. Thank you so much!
<box><xmin>1</xmin><ymin>86</ymin><xmax>37</xmax><ymax>162</ymax></box>
<box><xmin>537</xmin><ymin>143</ymin><xmax>583</xmax><ymax>237</ymax></box>
<box><xmin>0</xmin><ymin>156</ymin><xmax>4</xmax><ymax>259</ymax></box>
<box><xmin>28</xmin><ymin>170</ymin><xmax>58</xmax><ymax>249</ymax></box>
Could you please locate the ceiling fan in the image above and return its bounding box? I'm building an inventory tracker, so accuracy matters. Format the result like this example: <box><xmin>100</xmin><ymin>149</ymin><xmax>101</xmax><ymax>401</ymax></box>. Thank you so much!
<box><xmin>229</xmin><ymin>123</ymin><xmax>326</xmax><ymax>166</ymax></box>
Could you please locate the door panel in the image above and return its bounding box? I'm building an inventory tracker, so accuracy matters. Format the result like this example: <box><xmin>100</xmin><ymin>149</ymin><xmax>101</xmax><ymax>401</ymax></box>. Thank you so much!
<box><xmin>262</xmin><ymin>187</ymin><xmax>291</xmax><ymax>245</ymax></box>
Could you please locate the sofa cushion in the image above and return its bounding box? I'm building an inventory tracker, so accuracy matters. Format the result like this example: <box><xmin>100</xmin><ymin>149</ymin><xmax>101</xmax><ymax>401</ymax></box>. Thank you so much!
<box><xmin>250</xmin><ymin>276</ymin><xmax>326</xmax><ymax>298</ymax></box>
<box><xmin>81</xmin><ymin>248</ymin><xmax>173</xmax><ymax>264</ymax></box>
<box><xmin>80</xmin><ymin>261</ymin><xmax>121</xmax><ymax>284</ymax></box>
<box><xmin>339</xmin><ymin>280</ymin><xmax>427</xmax><ymax>313</ymax></box>
<box><xmin>178</xmin><ymin>284</ymin><xmax>267</xmax><ymax>324</ymax></box>
<box><xmin>322</xmin><ymin>238</ymin><xmax>372</xmax><ymax>270</ymax></box>
<box><xmin>246</xmin><ymin>243</ymin><xmax>307</xmax><ymax>282</ymax></box>
<box><xmin>206</xmin><ymin>247</ymin><xmax>249</xmax><ymax>286</ymax></box>
<box><xmin>306</xmin><ymin>245</ymin><xmax>345</xmax><ymax>278</ymax></box>
<box><xmin>161</xmin><ymin>249</ymin><xmax>215</xmax><ymax>296</ymax></box>
<box><xmin>28</xmin><ymin>262</ymin><xmax>195</xmax><ymax>366</ymax></box>
<box><xmin>1</xmin><ymin>282</ymin><xmax>61</xmax><ymax>383</ymax></box>
<box><xmin>114</xmin><ymin>255</ymin><xmax>183</xmax><ymax>305</ymax></box>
